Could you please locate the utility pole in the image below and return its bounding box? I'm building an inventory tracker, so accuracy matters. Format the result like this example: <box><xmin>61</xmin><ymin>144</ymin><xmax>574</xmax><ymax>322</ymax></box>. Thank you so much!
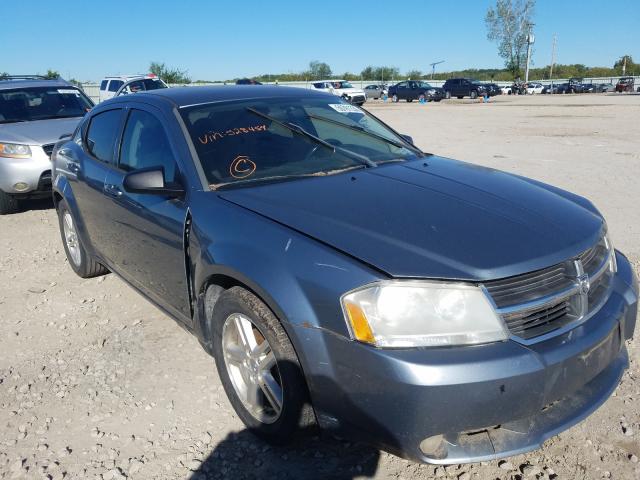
<box><xmin>549</xmin><ymin>34</ymin><xmax>557</xmax><ymax>80</ymax></box>
<box><xmin>524</xmin><ymin>23</ymin><xmax>535</xmax><ymax>84</ymax></box>
<box><xmin>429</xmin><ymin>60</ymin><xmax>445</xmax><ymax>79</ymax></box>
<box><xmin>622</xmin><ymin>56</ymin><xmax>627</xmax><ymax>75</ymax></box>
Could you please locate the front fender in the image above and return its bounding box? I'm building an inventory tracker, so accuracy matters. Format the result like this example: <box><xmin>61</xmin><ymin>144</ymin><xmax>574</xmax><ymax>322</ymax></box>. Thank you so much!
<box><xmin>188</xmin><ymin>192</ymin><xmax>382</xmax><ymax>348</ymax></box>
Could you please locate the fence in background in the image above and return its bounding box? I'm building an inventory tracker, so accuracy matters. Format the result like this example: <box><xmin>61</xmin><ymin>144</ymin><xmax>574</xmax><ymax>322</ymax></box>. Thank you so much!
<box><xmin>79</xmin><ymin>75</ymin><xmax>639</xmax><ymax>104</ymax></box>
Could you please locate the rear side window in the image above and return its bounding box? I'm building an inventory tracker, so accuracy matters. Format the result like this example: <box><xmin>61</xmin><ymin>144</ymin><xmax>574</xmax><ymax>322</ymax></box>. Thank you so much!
<box><xmin>119</xmin><ymin>109</ymin><xmax>176</xmax><ymax>182</ymax></box>
<box><xmin>86</xmin><ymin>109</ymin><xmax>122</xmax><ymax>163</ymax></box>
<box><xmin>100</xmin><ymin>80</ymin><xmax>108</xmax><ymax>90</ymax></box>
<box><xmin>108</xmin><ymin>80</ymin><xmax>123</xmax><ymax>92</ymax></box>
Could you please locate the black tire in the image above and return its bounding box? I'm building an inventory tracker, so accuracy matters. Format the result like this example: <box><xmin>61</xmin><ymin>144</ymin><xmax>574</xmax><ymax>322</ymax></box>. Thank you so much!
<box><xmin>211</xmin><ymin>286</ymin><xmax>315</xmax><ymax>443</ymax></box>
<box><xmin>0</xmin><ymin>190</ymin><xmax>19</xmax><ymax>215</ymax></box>
<box><xmin>407</xmin><ymin>98</ymin><xmax>413</xmax><ymax>103</ymax></box>
<box><xmin>445</xmin><ymin>91</ymin><xmax>451</xmax><ymax>99</ymax></box>
<box><xmin>392</xmin><ymin>94</ymin><xmax>399</xmax><ymax>103</ymax></box>
<box><xmin>57</xmin><ymin>199</ymin><xmax>108</xmax><ymax>278</ymax></box>
<box><xmin>457</xmin><ymin>96</ymin><xmax>463</xmax><ymax>99</ymax></box>
<box><xmin>470</xmin><ymin>91</ymin><xmax>478</xmax><ymax>99</ymax></box>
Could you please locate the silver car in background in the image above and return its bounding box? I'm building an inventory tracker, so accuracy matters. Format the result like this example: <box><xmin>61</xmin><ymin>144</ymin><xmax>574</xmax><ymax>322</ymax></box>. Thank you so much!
<box><xmin>0</xmin><ymin>76</ymin><xmax>93</xmax><ymax>214</ymax></box>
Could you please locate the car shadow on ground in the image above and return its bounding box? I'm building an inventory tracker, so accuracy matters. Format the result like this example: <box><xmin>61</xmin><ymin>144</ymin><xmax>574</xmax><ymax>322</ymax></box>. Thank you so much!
<box><xmin>190</xmin><ymin>428</ymin><xmax>381</xmax><ymax>480</ymax></box>
<box><xmin>189</xmin><ymin>367</ymin><xmax>401</xmax><ymax>479</ymax></box>
<box><xmin>17</xmin><ymin>197</ymin><xmax>54</xmax><ymax>213</ymax></box>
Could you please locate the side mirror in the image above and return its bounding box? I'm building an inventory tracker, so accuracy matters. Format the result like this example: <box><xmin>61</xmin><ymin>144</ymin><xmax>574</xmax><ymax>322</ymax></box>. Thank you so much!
<box><xmin>401</xmin><ymin>134</ymin><xmax>414</xmax><ymax>145</ymax></box>
<box><xmin>123</xmin><ymin>167</ymin><xmax>185</xmax><ymax>197</ymax></box>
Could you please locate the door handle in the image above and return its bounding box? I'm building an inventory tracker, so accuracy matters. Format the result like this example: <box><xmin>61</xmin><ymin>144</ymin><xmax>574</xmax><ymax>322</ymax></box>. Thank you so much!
<box><xmin>104</xmin><ymin>183</ymin><xmax>123</xmax><ymax>198</ymax></box>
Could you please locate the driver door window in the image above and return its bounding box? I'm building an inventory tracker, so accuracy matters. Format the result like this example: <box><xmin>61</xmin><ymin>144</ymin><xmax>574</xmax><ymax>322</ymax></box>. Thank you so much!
<box><xmin>119</xmin><ymin>109</ymin><xmax>177</xmax><ymax>183</ymax></box>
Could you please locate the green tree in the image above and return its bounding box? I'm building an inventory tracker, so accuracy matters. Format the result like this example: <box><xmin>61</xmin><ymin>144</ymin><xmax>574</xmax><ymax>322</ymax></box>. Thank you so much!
<box><xmin>614</xmin><ymin>55</ymin><xmax>636</xmax><ymax>75</ymax></box>
<box><xmin>307</xmin><ymin>61</ymin><xmax>332</xmax><ymax>80</ymax></box>
<box><xmin>149</xmin><ymin>62</ymin><xmax>191</xmax><ymax>84</ymax></box>
<box><xmin>45</xmin><ymin>69</ymin><xmax>60</xmax><ymax>79</ymax></box>
<box><xmin>485</xmin><ymin>0</ymin><xmax>535</xmax><ymax>79</ymax></box>
<box><xmin>0</xmin><ymin>72</ymin><xmax>9</xmax><ymax>80</ymax></box>
<box><xmin>405</xmin><ymin>70</ymin><xmax>423</xmax><ymax>80</ymax></box>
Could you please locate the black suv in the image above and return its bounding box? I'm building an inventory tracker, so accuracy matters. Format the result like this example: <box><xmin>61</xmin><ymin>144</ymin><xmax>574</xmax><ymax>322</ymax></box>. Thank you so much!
<box><xmin>442</xmin><ymin>78</ymin><xmax>488</xmax><ymax>99</ymax></box>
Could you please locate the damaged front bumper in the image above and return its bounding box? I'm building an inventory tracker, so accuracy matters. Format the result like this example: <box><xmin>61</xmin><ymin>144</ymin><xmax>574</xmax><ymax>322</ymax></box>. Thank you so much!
<box><xmin>289</xmin><ymin>251</ymin><xmax>638</xmax><ymax>463</ymax></box>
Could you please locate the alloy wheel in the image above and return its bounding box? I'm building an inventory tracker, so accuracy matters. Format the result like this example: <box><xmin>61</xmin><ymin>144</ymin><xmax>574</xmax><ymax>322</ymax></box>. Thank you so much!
<box><xmin>222</xmin><ymin>313</ymin><xmax>284</xmax><ymax>424</ymax></box>
<box><xmin>63</xmin><ymin>210</ymin><xmax>82</xmax><ymax>267</ymax></box>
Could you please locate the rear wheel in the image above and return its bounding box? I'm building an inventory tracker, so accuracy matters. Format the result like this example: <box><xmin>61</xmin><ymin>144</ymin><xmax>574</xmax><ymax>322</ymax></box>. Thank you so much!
<box><xmin>470</xmin><ymin>90</ymin><xmax>478</xmax><ymax>99</ymax></box>
<box><xmin>0</xmin><ymin>190</ymin><xmax>19</xmax><ymax>215</ymax></box>
<box><xmin>445</xmin><ymin>91</ymin><xmax>451</xmax><ymax>99</ymax></box>
<box><xmin>212</xmin><ymin>287</ymin><xmax>315</xmax><ymax>443</ymax></box>
<box><xmin>392</xmin><ymin>94</ymin><xmax>399</xmax><ymax>103</ymax></box>
<box><xmin>57</xmin><ymin>199</ymin><xmax>108</xmax><ymax>278</ymax></box>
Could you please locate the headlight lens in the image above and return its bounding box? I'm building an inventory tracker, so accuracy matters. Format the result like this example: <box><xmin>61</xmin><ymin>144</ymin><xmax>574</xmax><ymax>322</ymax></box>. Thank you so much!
<box><xmin>341</xmin><ymin>281</ymin><xmax>508</xmax><ymax>348</ymax></box>
<box><xmin>0</xmin><ymin>143</ymin><xmax>32</xmax><ymax>158</ymax></box>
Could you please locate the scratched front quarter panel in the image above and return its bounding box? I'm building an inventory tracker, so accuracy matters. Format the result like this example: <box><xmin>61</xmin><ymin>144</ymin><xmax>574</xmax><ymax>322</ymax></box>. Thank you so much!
<box><xmin>189</xmin><ymin>190</ymin><xmax>383</xmax><ymax>338</ymax></box>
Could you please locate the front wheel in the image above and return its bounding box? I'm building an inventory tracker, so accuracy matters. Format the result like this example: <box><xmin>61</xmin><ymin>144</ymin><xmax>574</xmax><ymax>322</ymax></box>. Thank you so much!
<box><xmin>444</xmin><ymin>91</ymin><xmax>451</xmax><ymax>99</ymax></box>
<box><xmin>470</xmin><ymin>91</ymin><xmax>478</xmax><ymax>99</ymax></box>
<box><xmin>57</xmin><ymin>199</ymin><xmax>108</xmax><ymax>278</ymax></box>
<box><xmin>392</xmin><ymin>94</ymin><xmax>399</xmax><ymax>103</ymax></box>
<box><xmin>212</xmin><ymin>287</ymin><xmax>315</xmax><ymax>443</ymax></box>
<box><xmin>0</xmin><ymin>190</ymin><xmax>19</xmax><ymax>215</ymax></box>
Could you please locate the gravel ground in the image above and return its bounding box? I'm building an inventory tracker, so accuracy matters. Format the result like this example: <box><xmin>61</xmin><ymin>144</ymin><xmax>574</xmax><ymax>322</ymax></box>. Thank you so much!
<box><xmin>1</xmin><ymin>93</ymin><xmax>639</xmax><ymax>480</ymax></box>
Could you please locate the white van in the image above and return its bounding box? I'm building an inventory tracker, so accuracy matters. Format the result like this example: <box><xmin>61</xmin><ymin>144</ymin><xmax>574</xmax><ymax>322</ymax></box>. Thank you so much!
<box><xmin>98</xmin><ymin>74</ymin><xmax>167</xmax><ymax>102</ymax></box>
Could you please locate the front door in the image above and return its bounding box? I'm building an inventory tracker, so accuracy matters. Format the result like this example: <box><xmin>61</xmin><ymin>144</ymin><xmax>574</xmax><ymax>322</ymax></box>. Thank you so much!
<box><xmin>103</xmin><ymin>106</ymin><xmax>191</xmax><ymax>320</ymax></box>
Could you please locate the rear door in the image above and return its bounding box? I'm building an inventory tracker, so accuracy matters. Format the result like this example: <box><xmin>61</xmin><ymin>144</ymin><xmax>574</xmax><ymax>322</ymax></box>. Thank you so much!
<box><xmin>102</xmin><ymin>105</ymin><xmax>191</xmax><ymax>319</ymax></box>
<box><xmin>71</xmin><ymin>108</ymin><xmax>125</xmax><ymax>258</ymax></box>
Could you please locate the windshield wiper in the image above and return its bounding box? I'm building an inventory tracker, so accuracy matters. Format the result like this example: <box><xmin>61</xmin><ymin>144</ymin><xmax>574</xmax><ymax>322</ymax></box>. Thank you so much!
<box><xmin>246</xmin><ymin>107</ymin><xmax>376</xmax><ymax>168</ymax></box>
<box><xmin>307</xmin><ymin>113</ymin><xmax>425</xmax><ymax>156</ymax></box>
<box><xmin>212</xmin><ymin>165</ymin><xmax>367</xmax><ymax>190</ymax></box>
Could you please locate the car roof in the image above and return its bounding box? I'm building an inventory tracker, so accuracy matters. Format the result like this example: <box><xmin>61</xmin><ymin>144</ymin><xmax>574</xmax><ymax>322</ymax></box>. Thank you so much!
<box><xmin>0</xmin><ymin>78</ymin><xmax>74</xmax><ymax>91</ymax></box>
<box><xmin>138</xmin><ymin>85</ymin><xmax>332</xmax><ymax>108</ymax></box>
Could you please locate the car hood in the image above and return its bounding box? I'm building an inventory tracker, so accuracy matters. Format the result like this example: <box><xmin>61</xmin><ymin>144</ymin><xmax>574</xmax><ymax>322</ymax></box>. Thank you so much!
<box><xmin>0</xmin><ymin>117</ymin><xmax>83</xmax><ymax>146</ymax></box>
<box><xmin>219</xmin><ymin>157</ymin><xmax>604</xmax><ymax>281</ymax></box>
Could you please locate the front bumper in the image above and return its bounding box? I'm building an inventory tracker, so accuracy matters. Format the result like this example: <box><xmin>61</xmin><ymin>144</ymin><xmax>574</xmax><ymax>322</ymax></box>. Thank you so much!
<box><xmin>289</xmin><ymin>251</ymin><xmax>637</xmax><ymax>463</ymax></box>
<box><xmin>0</xmin><ymin>145</ymin><xmax>53</xmax><ymax>196</ymax></box>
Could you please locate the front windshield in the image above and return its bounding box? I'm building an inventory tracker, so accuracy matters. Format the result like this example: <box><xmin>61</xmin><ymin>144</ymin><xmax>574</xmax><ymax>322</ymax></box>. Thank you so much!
<box><xmin>334</xmin><ymin>81</ymin><xmax>353</xmax><ymax>89</ymax></box>
<box><xmin>180</xmin><ymin>97</ymin><xmax>421</xmax><ymax>188</ymax></box>
<box><xmin>0</xmin><ymin>86</ymin><xmax>93</xmax><ymax>123</ymax></box>
<box><xmin>418</xmin><ymin>82</ymin><xmax>434</xmax><ymax>89</ymax></box>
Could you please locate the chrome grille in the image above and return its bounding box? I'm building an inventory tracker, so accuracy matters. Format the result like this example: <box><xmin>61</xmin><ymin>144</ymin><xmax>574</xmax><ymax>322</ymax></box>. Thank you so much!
<box><xmin>484</xmin><ymin>234</ymin><xmax>614</xmax><ymax>342</ymax></box>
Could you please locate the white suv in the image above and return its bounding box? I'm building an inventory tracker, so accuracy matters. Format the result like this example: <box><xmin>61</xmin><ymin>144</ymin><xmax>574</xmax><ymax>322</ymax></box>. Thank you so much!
<box><xmin>310</xmin><ymin>80</ymin><xmax>366</xmax><ymax>106</ymax></box>
<box><xmin>98</xmin><ymin>74</ymin><xmax>167</xmax><ymax>102</ymax></box>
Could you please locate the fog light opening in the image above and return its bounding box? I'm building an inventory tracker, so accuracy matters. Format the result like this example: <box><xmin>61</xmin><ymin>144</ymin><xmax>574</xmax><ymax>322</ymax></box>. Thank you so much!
<box><xmin>419</xmin><ymin>434</ymin><xmax>447</xmax><ymax>459</ymax></box>
<box><xmin>13</xmin><ymin>182</ymin><xmax>29</xmax><ymax>192</ymax></box>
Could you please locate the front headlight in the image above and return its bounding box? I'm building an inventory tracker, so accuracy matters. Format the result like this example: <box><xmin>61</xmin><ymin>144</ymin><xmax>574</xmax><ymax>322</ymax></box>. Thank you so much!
<box><xmin>428</xmin><ymin>89</ymin><xmax>436</xmax><ymax>94</ymax></box>
<box><xmin>341</xmin><ymin>281</ymin><xmax>508</xmax><ymax>348</ymax></box>
<box><xmin>0</xmin><ymin>143</ymin><xmax>32</xmax><ymax>158</ymax></box>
